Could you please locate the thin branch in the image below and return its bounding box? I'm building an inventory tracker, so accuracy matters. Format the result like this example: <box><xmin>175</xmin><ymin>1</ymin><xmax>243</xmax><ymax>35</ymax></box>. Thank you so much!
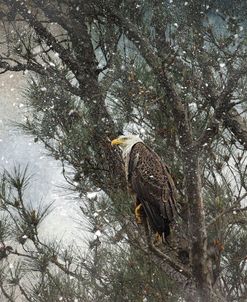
<box><xmin>0</xmin><ymin>56</ymin><xmax>81</xmax><ymax>96</ymax></box>
<box><xmin>4</xmin><ymin>0</ymin><xmax>82</xmax><ymax>82</ymax></box>
<box><xmin>207</xmin><ymin>205</ymin><xmax>247</xmax><ymax>229</ymax></box>
<box><xmin>0</xmin><ymin>282</ymin><xmax>15</xmax><ymax>302</ymax></box>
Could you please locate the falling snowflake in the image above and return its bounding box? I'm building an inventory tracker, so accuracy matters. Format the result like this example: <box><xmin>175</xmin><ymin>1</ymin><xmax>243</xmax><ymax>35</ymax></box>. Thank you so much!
<box><xmin>95</xmin><ymin>230</ymin><xmax>102</xmax><ymax>237</ymax></box>
<box><xmin>87</xmin><ymin>192</ymin><xmax>98</xmax><ymax>199</ymax></box>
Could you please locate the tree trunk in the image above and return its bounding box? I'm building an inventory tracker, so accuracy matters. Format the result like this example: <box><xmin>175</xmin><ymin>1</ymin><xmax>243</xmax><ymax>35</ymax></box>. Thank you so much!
<box><xmin>183</xmin><ymin>149</ymin><xmax>213</xmax><ymax>302</ymax></box>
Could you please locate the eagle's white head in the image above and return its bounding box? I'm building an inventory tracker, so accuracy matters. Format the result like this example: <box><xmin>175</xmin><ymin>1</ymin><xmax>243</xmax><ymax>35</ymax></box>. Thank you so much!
<box><xmin>111</xmin><ymin>134</ymin><xmax>143</xmax><ymax>157</ymax></box>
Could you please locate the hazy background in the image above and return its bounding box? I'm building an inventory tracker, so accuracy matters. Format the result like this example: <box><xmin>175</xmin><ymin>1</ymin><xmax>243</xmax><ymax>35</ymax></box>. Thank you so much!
<box><xmin>0</xmin><ymin>71</ymin><xmax>86</xmax><ymax>244</ymax></box>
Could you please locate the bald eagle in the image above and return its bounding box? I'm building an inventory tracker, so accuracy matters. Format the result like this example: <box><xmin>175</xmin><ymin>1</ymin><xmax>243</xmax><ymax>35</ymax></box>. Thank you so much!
<box><xmin>111</xmin><ymin>134</ymin><xmax>177</xmax><ymax>243</ymax></box>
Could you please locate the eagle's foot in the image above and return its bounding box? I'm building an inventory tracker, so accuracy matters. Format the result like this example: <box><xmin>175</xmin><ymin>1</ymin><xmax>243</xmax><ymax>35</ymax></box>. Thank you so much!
<box><xmin>135</xmin><ymin>203</ymin><xmax>143</xmax><ymax>224</ymax></box>
<box><xmin>153</xmin><ymin>232</ymin><xmax>162</xmax><ymax>246</ymax></box>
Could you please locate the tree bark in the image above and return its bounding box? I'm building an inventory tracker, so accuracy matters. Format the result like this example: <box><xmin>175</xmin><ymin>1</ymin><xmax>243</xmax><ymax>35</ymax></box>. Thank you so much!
<box><xmin>183</xmin><ymin>149</ymin><xmax>213</xmax><ymax>301</ymax></box>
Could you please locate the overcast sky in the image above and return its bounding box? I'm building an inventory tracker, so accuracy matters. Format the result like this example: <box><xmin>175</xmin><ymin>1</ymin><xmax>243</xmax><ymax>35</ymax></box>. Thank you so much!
<box><xmin>0</xmin><ymin>71</ymin><xmax>89</xmax><ymax>245</ymax></box>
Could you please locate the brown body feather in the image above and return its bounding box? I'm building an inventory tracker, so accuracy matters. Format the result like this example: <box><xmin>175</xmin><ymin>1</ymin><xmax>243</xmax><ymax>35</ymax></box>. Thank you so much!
<box><xmin>126</xmin><ymin>142</ymin><xmax>177</xmax><ymax>239</ymax></box>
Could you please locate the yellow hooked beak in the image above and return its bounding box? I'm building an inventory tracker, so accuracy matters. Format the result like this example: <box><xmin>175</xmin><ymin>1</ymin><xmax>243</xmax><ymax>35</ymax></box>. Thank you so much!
<box><xmin>111</xmin><ymin>138</ymin><xmax>123</xmax><ymax>146</ymax></box>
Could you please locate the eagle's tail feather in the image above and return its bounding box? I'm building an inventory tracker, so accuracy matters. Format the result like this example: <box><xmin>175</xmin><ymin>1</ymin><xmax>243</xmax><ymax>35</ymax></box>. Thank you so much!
<box><xmin>141</xmin><ymin>198</ymin><xmax>172</xmax><ymax>244</ymax></box>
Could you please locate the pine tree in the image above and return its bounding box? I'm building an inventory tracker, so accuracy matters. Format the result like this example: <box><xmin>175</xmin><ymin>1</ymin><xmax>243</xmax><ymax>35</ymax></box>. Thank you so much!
<box><xmin>0</xmin><ymin>1</ymin><xmax>247</xmax><ymax>301</ymax></box>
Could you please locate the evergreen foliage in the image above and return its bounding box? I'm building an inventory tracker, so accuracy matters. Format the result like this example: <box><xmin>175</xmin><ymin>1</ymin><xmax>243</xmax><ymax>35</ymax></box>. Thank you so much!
<box><xmin>0</xmin><ymin>0</ymin><xmax>247</xmax><ymax>301</ymax></box>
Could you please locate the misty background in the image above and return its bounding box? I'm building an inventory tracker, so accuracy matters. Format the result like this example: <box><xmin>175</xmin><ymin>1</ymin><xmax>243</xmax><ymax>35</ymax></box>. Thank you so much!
<box><xmin>0</xmin><ymin>71</ymin><xmax>86</xmax><ymax>244</ymax></box>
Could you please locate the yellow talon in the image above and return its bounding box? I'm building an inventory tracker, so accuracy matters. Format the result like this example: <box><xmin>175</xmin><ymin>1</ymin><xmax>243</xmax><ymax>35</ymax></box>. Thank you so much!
<box><xmin>153</xmin><ymin>232</ymin><xmax>162</xmax><ymax>246</ymax></box>
<box><xmin>135</xmin><ymin>203</ymin><xmax>143</xmax><ymax>224</ymax></box>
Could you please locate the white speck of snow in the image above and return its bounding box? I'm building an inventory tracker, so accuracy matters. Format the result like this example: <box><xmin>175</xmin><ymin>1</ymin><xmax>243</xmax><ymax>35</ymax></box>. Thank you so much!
<box><xmin>184</xmin><ymin>1</ymin><xmax>188</xmax><ymax>6</ymax></box>
<box><xmin>49</xmin><ymin>62</ymin><xmax>55</xmax><ymax>67</ymax></box>
<box><xmin>169</xmin><ymin>0</ymin><xmax>173</xmax><ymax>3</ymax></box>
<box><xmin>87</xmin><ymin>192</ymin><xmax>97</xmax><ymax>199</ymax></box>
<box><xmin>189</xmin><ymin>102</ymin><xmax>197</xmax><ymax>108</ymax></box>
<box><xmin>95</xmin><ymin>230</ymin><xmax>101</xmax><ymax>237</ymax></box>
<box><xmin>68</xmin><ymin>110</ymin><xmax>76</xmax><ymax>116</ymax></box>
<box><xmin>93</xmin><ymin>212</ymin><xmax>99</xmax><ymax>218</ymax></box>
<box><xmin>28</xmin><ymin>9</ymin><xmax>31</xmax><ymax>14</ymax></box>
<box><xmin>239</xmin><ymin>26</ymin><xmax>244</xmax><ymax>31</ymax></box>
<box><xmin>19</xmin><ymin>103</ymin><xmax>24</xmax><ymax>108</ymax></box>
<box><xmin>59</xmin><ymin>297</ymin><xmax>63</xmax><ymax>301</ymax></box>
<box><xmin>93</xmin><ymin>230</ymin><xmax>102</xmax><ymax>239</ymax></box>
<box><xmin>9</xmin><ymin>74</ymin><xmax>13</xmax><ymax>78</ymax></box>
<box><xmin>233</xmin><ymin>210</ymin><xmax>237</xmax><ymax>215</ymax></box>
<box><xmin>74</xmin><ymin>299</ymin><xmax>79</xmax><ymax>302</ymax></box>
<box><xmin>40</xmin><ymin>87</ymin><xmax>47</xmax><ymax>92</ymax></box>
<box><xmin>234</xmin><ymin>34</ymin><xmax>239</xmax><ymax>39</ymax></box>
<box><xmin>219</xmin><ymin>62</ymin><xmax>225</xmax><ymax>68</ymax></box>
<box><xmin>174</xmin><ymin>23</ymin><xmax>178</xmax><ymax>28</ymax></box>
<box><xmin>143</xmin><ymin>297</ymin><xmax>148</xmax><ymax>302</ymax></box>
<box><xmin>22</xmin><ymin>235</ymin><xmax>28</xmax><ymax>239</ymax></box>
